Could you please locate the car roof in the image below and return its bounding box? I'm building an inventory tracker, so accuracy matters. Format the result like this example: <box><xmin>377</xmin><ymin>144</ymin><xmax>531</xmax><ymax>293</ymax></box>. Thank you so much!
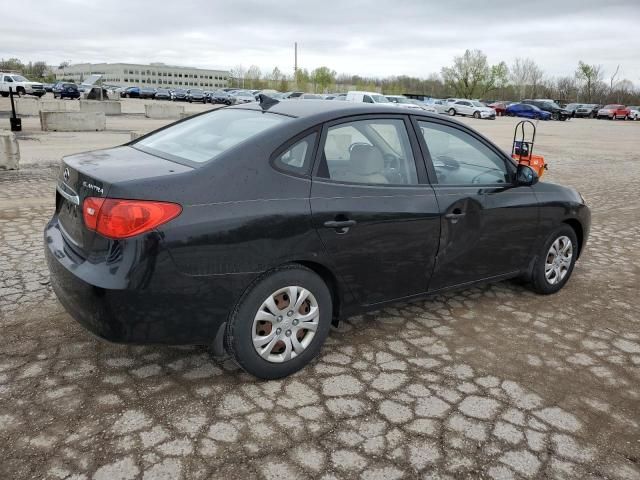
<box><xmin>226</xmin><ymin>99</ymin><xmax>446</xmax><ymax>124</ymax></box>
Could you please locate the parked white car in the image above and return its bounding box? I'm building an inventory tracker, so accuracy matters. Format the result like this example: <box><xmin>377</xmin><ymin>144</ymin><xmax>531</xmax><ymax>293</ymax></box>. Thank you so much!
<box><xmin>345</xmin><ymin>91</ymin><xmax>390</xmax><ymax>104</ymax></box>
<box><xmin>429</xmin><ymin>99</ymin><xmax>450</xmax><ymax>114</ymax></box>
<box><xmin>628</xmin><ymin>106</ymin><xmax>640</xmax><ymax>120</ymax></box>
<box><xmin>385</xmin><ymin>95</ymin><xmax>423</xmax><ymax>110</ymax></box>
<box><xmin>0</xmin><ymin>72</ymin><xmax>45</xmax><ymax>97</ymax></box>
<box><xmin>447</xmin><ymin>100</ymin><xmax>496</xmax><ymax>119</ymax></box>
<box><xmin>233</xmin><ymin>91</ymin><xmax>257</xmax><ymax>104</ymax></box>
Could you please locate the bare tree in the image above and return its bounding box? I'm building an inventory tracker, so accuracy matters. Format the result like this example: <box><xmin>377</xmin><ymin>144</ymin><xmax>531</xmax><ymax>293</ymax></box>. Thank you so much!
<box><xmin>609</xmin><ymin>64</ymin><xmax>620</xmax><ymax>92</ymax></box>
<box><xmin>230</xmin><ymin>64</ymin><xmax>246</xmax><ymax>88</ymax></box>
<box><xmin>529</xmin><ymin>63</ymin><xmax>545</xmax><ymax>98</ymax></box>
<box><xmin>510</xmin><ymin>57</ymin><xmax>534</xmax><ymax>99</ymax></box>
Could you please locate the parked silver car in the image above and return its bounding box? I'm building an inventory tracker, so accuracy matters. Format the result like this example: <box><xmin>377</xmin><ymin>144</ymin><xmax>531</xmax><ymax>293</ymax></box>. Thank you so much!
<box><xmin>448</xmin><ymin>100</ymin><xmax>496</xmax><ymax>119</ymax></box>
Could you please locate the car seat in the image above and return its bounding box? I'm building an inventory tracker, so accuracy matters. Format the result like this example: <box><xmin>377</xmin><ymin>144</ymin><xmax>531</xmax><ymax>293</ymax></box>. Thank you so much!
<box><xmin>342</xmin><ymin>144</ymin><xmax>388</xmax><ymax>184</ymax></box>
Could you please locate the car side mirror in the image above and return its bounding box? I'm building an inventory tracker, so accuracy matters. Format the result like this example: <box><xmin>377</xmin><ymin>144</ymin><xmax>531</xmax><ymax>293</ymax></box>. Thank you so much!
<box><xmin>516</xmin><ymin>164</ymin><xmax>538</xmax><ymax>186</ymax></box>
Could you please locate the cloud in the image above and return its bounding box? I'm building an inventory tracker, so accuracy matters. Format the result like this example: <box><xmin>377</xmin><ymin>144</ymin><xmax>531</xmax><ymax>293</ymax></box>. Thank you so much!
<box><xmin>1</xmin><ymin>0</ymin><xmax>639</xmax><ymax>82</ymax></box>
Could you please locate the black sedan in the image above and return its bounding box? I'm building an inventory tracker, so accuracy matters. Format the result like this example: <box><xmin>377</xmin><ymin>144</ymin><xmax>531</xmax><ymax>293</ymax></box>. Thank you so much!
<box><xmin>45</xmin><ymin>99</ymin><xmax>590</xmax><ymax>379</ymax></box>
<box><xmin>154</xmin><ymin>88</ymin><xmax>172</xmax><ymax>100</ymax></box>
<box><xmin>52</xmin><ymin>82</ymin><xmax>80</xmax><ymax>99</ymax></box>
<box><xmin>139</xmin><ymin>87</ymin><xmax>157</xmax><ymax>99</ymax></box>
<box><xmin>171</xmin><ymin>89</ymin><xmax>188</xmax><ymax>101</ymax></box>
<box><xmin>522</xmin><ymin>100</ymin><xmax>571</xmax><ymax>121</ymax></box>
<box><xmin>186</xmin><ymin>88</ymin><xmax>206</xmax><ymax>103</ymax></box>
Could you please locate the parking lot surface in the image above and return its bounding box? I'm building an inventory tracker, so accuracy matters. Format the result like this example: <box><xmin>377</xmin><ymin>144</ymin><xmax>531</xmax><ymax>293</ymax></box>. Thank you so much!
<box><xmin>1</xmin><ymin>107</ymin><xmax>639</xmax><ymax>479</ymax></box>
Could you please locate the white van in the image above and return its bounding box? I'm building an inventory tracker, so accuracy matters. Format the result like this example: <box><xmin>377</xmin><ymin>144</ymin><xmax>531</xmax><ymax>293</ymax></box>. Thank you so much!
<box><xmin>345</xmin><ymin>91</ymin><xmax>390</xmax><ymax>104</ymax></box>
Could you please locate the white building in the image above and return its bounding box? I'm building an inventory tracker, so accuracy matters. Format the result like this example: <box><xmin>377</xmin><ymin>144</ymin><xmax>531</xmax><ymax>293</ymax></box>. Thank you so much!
<box><xmin>56</xmin><ymin>62</ymin><xmax>229</xmax><ymax>89</ymax></box>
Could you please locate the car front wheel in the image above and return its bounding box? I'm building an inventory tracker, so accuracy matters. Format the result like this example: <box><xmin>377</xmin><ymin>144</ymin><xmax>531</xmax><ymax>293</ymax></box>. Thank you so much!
<box><xmin>529</xmin><ymin>225</ymin><xmax>578</xmax><ymax>295</ymax></box>
<box><xmin>448</xmin><ymin>108</ymin><xmax>456</xmax><ymax>116</ymax></box>
<box><xmin>225</xmin><ymin>265</ymin><xmax>332</xmax><ymax>379</ymax></box>
<box><xmin>473</xmin><ymin>111</ymin><xmax>481</xmax><ymax>119</ymax></box>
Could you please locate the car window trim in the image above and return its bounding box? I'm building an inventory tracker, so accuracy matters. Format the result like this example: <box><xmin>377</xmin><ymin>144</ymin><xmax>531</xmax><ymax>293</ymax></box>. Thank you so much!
<box><xmin>269</xmin><ymin>127</ymin><xmax>321</xmax><ymax>178</ymax></box>
<box><xmin>409</xmin><ymin>115</ymin><xmax>517</xmax><ymax>187</ymax></box>
<box><xmin>311</xmin><ymin>113</ymin><xmax>430</xmax><ymax>188</ymax></box>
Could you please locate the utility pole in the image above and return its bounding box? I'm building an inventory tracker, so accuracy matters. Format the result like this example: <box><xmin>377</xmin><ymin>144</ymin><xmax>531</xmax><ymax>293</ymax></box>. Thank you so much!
<box><xmin>294</xmin><ymin>42</ymin><xmax>298</xmax><ymax>77</ymax></box>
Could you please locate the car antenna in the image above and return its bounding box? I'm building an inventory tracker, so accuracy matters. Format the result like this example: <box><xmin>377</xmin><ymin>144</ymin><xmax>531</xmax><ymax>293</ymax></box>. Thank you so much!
<box><xmin>258</xmin><ymin>94</ymin><xmax>279</xmax><ymax>110</ymax></box>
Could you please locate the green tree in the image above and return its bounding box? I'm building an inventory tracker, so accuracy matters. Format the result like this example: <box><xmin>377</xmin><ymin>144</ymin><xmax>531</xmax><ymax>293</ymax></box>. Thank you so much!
<box><xmin>0</xmin><ymin>57</ymin><xmax>24</xmax><ymax>72</ymax></box>
<box><xmin>441</xmin><ymin>49</ymin><xmax>505</xmax><ymax>98</ymax></box>
<box><xmin>575</xmin><ymin>61</ymin><xmax>603</xmax><ymax>102</ymax></box>
<box><xmin>294</xmin><ymin>68</ymin><xmax>310</xmax><ymax>91</ymax></box>
<box><xmin>311</xmin><ymin>66</ymin><xmax>336</xmax><ymax>93</ymax></box>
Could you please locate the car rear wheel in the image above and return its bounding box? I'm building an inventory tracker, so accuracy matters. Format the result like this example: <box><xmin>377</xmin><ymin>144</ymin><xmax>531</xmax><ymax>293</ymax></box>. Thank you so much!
<box><xmin>528</xmin><ymin>225</ymin><xmax>578</xmax><ymax>295</ymax></box>
<box><xmin>225</xmin><ymin>265</ymin><xmax>332</xmax><ymax>379</ymax></box>
<box><xmin>473</xmin><ymin>111</ymin><xmax>481</xmax><ymax>119</ymax></box>
<box><xmin>448</xmin><ymin>108</ymin><xmax>456</xmax><ymax>116</ymax></box>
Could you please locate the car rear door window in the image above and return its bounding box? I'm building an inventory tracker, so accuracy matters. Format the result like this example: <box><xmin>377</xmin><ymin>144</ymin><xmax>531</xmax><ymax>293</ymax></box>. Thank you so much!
<box><xmin>319</xmin><ymin>118</ymin><xmax>418</xmax><ymax>185</ymax></box>
<box><xmin>273</xmin><ymin>133</ymin><xmax>317</xmax><ymax>175</ymax></box>
<box><xmin>418</xmin><ymin>121</ymin><xmax>510</xmax><ymax>185</ymax></box>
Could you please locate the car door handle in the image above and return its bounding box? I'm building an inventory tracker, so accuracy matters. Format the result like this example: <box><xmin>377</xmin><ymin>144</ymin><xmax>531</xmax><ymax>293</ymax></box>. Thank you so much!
<box><xmin>444</xmin><ymin>209</ymin><xmax>466</xmax><ymax>223</ymax></box>
<box><xmin>323</xmin><ymin>219</ymin><xmax>357</xmax><ymax>229</ymax></box>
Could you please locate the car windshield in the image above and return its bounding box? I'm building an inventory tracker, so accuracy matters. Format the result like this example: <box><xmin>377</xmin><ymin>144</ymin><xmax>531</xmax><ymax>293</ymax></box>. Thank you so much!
<box><xmin>134</xmin><ymin>109</ymin><xmax>289</xmax><ymax>164</ymax></box>
<box><xmin>603</xmin><ymin>104</ymin><xmax>619</xmax><ymax>109</ymax></box>
<box><xmin>191</xmin><ymin>89</ymin><xmax>203</xmax><ymax>94</ymax></box>
<box><xmin>545</xmin><ymin>101</ymin><xmax>562</xmax><ymax>109</ymax></box>
<box><xmin>371</xmin><ymin>95</ymin><xmax>390</xmax><ymax>103</ymax></box>
<box><xmin>393</xmin><ymin>97</ymin><xmax>412</xmax><ymax>104</ymax></box>
<box><xmin>11</xmin><ymin>75</ymin><xmax>27</xmax><ymax>82</ymax></box>
<box><xmin>157</xmin><ymin>89</ymin><xmax>169</xmax><ymax>93</ymax></box>
<box><xmin>471</xmin><ymin>101</ymin><xmax>484</xmax><ymax>107</ymax></box>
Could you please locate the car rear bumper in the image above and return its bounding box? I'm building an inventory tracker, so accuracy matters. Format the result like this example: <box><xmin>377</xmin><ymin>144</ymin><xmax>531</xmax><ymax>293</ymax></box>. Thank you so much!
<box><xmin>45</xmin><ymin>215</ymin><xmax>255</xmax><ymax>345</ymax></box>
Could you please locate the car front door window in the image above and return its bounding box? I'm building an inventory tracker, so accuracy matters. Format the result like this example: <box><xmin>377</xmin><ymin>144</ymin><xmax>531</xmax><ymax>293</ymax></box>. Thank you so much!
<box><xmin>418</xmin><ymin>121</ymin><xmax>510</xmax><ymax>185</ymax></box>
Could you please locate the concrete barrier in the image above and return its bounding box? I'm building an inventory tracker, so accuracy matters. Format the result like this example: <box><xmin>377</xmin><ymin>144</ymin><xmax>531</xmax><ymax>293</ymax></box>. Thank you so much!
<box><xmin>40</xmin><ymin>111</ymin><xmax>106</xmax><ymax>132</ymax></box>
<box><xmin>179</xmin><ymin>112</ymin><xmax>196</xmax><ymax>120</ymax></box>
<box><xmin>145</xmin><ymin>103</ymin><xmax>184</xmax><ymax>119</ymax></box>
<box><xmin>79</xmin><ymin>100</ymin><xmax>122</xmax><ymax>115</ymax></box>
<box><xmin>14</xmin><ymin>98</ymin><xmax>40</xmax><ymax>116</ymax></box>
<box><xmin>0</xmin><ymin>131</ymin><xmax>20</xmax><ymax>170</ymax></box>
<box><xmin>130</xmin><ymin>131</ymin><xmax>147</xmax><ymax>141</ymax></box>
<box><xmin>40</xmin><ymin>100</ymin><xmax>79</xmax><ymax>113</ymax></box>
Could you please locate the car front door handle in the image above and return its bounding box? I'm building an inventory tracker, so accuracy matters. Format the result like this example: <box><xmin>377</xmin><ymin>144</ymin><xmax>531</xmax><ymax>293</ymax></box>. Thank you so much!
<box><xmin>444</xmin><ymin>209</ymin><xmax>466</xmax><ymax>223</ymax></box>
<box><xmin>323</xmin><ymin>219</ymin><xmax>357</xmax><ymax>229</ymax></box>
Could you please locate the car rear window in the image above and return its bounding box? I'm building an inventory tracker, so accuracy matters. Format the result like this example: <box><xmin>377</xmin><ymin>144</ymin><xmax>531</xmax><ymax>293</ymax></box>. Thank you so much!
<box><xmin>133</xmin><ymin>109</ymin><xmax>290</xmax><ymax>164</ymax></box>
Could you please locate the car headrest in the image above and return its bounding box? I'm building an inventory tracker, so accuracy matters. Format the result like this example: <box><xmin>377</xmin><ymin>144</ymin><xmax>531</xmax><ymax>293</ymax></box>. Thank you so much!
<box><xmin>350</xmin><ymin>145</ymin><xmax>384</xmax><ymax>175</ymax></box>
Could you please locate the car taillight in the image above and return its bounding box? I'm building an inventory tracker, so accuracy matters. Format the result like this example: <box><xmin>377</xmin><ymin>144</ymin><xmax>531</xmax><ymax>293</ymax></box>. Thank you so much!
<box><xmin>83</xmin><ymin>197</ymin><xmax>182</xmax><ymax>239</ymax></box>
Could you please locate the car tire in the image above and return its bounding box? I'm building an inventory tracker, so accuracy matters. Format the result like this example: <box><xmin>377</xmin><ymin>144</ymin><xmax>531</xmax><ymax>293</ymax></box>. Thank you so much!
<box><xmin>551</xmin><ymin>112</ymin><xmax>559</xmax><ymax>121</ymax></box>
<box><xmin>448</xmin><ymin>108</ymin><xmax>456</xmax><ymax>116</ymax></box>
<box><xmin>528</xmin><ymin>225</ymin><xmax>579</xmax><ymax>295</ymax></box>
<box><xmin>473</xmin><ymin>111</ymin><xmax>481</xmax><ymax>119</ymax></box>
<box><xmin>225</xmin><ymin>264</ymin><xmax>333</xmax><ymax>379</ymax></box>
<box><xmin>589</xmin><ymin>112</ymin><xmax>595</xmax><ymax>119</ymax></box>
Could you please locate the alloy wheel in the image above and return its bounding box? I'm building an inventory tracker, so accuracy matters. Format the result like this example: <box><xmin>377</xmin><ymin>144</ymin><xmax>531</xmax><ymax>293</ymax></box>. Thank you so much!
<box><xmin>252</xmin><ymin>286</ymin><xmax>319</xmax><ymax>363</ymax></box>
<box><xmin>545</xmin><ymin>236</ymin><xmax>573</xmax><ymax>285</ymax></box>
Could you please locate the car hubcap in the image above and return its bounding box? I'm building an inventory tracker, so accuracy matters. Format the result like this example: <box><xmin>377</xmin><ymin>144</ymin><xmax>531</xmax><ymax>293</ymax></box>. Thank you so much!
<box><xmin>252</xmin><ymin>286</ymin><xmax>319</xmax><ymax>363</ymax></box>
<box><xmin>545</xmin><ymin>236</ymin><xmax>573</xmax><ymax>285</ymax></box>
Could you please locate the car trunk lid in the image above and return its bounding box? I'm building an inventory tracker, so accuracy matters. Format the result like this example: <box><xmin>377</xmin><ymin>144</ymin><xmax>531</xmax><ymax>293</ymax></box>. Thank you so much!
<box><xmin>56</xmin><ymin>146</ymin><xmax>192</xmax><ymax>256</ymax></box>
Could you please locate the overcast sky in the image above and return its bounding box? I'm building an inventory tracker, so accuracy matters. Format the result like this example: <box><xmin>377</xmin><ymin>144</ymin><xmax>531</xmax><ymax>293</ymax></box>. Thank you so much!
<box><xmin>2</xmin><ymin>0</ymin><xmax>639</xmax><ymax>83</ymax></box>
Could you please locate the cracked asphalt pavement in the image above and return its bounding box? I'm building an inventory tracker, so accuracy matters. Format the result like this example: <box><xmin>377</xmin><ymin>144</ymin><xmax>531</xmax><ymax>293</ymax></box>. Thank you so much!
<box><xmin>1</xmin><ymin>117</ymin><xmax>639</xmax><ymax>479</ymax></box>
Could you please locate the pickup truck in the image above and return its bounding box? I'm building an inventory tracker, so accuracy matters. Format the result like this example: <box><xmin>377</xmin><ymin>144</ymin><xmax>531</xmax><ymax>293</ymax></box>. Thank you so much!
<box><xmin>0</xmin><ymin>72</ymin><xmax>46</xmax><ymax>97</ymax></box>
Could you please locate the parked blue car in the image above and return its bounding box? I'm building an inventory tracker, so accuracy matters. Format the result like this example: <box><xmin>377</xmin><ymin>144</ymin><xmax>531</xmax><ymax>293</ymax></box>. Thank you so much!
<box><xmin>506</xmin><ymin>103</ymin><xmax>552</xmax><ymax>120</ymax></box>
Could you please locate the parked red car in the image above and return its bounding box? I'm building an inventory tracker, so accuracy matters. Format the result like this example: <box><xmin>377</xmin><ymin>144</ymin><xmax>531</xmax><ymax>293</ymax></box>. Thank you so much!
<box><xmin>489</xmin><ymin>102</ymin><xmax>508</xmax><ymax>116</ymax></box>
<box><xmin>597</xmin><ymin>104</ymin><xmax>630</xmax><ymax>120</ymax></box>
